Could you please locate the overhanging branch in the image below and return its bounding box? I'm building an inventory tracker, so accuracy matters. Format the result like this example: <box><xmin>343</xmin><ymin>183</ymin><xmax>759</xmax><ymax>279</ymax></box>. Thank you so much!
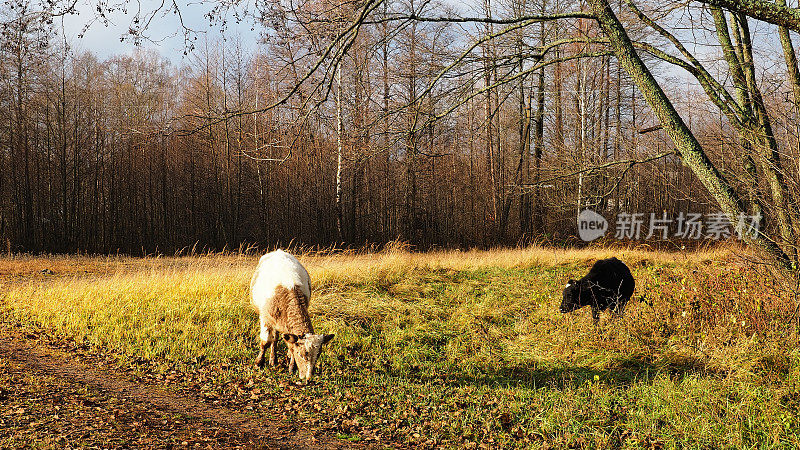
<box><xmin>697</xmin><ymin>0</ymin><xmax>800</xmax><ymax>32</ymax></box>
<box><xmin>516</xmin><ymin>150</ymin><xmax>677</xmax><ymax>192</ymax></box>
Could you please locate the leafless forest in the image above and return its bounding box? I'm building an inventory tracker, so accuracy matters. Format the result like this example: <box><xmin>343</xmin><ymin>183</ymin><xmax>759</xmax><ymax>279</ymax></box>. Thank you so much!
<box><xmin>1</xmin><ymin>0</ymin><xmax>799</xmax><ymax>256</ymax></box>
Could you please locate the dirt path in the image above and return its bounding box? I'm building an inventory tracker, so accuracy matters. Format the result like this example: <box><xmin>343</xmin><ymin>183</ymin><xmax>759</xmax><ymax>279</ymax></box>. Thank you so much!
<box><xmin>0</xmin><ymin>328</ymin><xmax>364</xmax><ymax>449</ymax></box>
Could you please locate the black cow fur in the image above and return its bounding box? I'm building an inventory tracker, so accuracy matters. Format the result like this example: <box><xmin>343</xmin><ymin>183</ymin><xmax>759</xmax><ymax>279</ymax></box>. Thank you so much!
<box><xmin>560</xmin><ymin>257</ymin><xmax>635</xmax><ymax>322</ymax></box>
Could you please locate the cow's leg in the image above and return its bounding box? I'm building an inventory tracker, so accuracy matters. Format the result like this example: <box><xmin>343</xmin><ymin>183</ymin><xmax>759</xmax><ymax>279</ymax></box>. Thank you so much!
<box><xmin>288</xmin><ymin>350</ymin><xmax>297</xmax><ymax>373</ymax></box>
<box><xmin>255</xmin><ymin>316</ymin><xmax>273</xmax><ymax>368</ymax></box>
<box><xmin>255</xmin><ymin>340</ymin><xmax>267</xmax><ymax>368</ymax></box>
<box><xmin>268</xmin><ymin>328</ymin><xmax>278</xmax><ymax>367</ymax></box>
<box><xmin>591</xmin><ymin>306</ymin><xmax>600</xmax><ymax>324</ymax></box>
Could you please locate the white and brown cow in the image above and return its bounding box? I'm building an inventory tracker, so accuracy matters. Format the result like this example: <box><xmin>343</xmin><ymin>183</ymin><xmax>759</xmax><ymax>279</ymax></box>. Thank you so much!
<box><xmin>250</xmin><ymin>250</ymin><xmax>334</xmax><ymax>384</ymax></box>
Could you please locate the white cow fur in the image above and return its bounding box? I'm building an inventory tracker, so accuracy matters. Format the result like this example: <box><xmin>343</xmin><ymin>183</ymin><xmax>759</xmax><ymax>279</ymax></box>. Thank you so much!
<box><xmin>250</xmin><ymin>250</ymin><xmax>333</xmax><ymax>384</ymax></box>
<box><xmin>250</xmin><ymin>250</ymin><xmax>311</xmax><ymax>343</ymax></box>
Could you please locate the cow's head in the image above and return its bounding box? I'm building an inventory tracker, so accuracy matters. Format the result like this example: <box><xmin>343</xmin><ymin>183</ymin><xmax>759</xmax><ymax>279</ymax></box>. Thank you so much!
<box><xmin>560</xmin><ymin>280</ymin><xmax>584</xmax><ymax>313</ymax></box>
<box><xmin>283</xmin><ymin>333</ymin><xmax>335</xmax><ymax>384</ymax></box>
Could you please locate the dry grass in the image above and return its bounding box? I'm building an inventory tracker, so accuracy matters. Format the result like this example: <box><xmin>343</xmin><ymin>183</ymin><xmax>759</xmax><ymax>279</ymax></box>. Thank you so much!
<box><xmin>2</xmin><ymin>244</ymin><xmax>799</xmax><ymax>448</ymax></box>
<box><xmin>304</xmin><ymin>241</ymin><xmax>728</xmax><ymax>272</ymax></box>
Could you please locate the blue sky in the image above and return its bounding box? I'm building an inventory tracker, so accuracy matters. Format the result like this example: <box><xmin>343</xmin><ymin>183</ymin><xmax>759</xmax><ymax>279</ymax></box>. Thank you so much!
<box><xmin>59</xmin><ymin>0</ymin><xmax>261</xmax><ymax>63</ymax></box>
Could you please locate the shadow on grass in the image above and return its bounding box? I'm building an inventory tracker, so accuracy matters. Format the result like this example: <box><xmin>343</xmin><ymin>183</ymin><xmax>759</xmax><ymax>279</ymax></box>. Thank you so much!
<box><xmin>386</xmin><ymin>353</ymin><xmax>727</xmax><ymax>391</ymax></box>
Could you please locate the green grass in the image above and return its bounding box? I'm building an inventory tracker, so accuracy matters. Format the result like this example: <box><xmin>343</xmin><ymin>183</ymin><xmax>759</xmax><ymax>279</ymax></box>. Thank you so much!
<box><xmin>2</xmin><ymin>247</ymin><xmax>800</xmax><ymax>448</ymax></box>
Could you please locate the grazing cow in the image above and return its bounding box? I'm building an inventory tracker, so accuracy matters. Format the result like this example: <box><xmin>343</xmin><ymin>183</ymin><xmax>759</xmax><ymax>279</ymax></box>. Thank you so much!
<box><xmin>560</xmin><ymin>257</ymin><xmax>635</xmax><ymax>322</ymax></box>
<box><xmin>250</xmin><ymin>250</ymin><xmax>334</xmax><ymax>384</ymax></box>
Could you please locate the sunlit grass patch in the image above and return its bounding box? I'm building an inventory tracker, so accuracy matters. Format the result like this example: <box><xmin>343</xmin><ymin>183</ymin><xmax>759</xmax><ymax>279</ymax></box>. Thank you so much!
<box><xmin>3</xmin><ymin>266</ymin><xmax>254</xmax><ymax>362</ymax></box>
<box><xmin>2</xmin><ymin>244</ymin><xmax>799</xmax><ymax>447</ymax></box>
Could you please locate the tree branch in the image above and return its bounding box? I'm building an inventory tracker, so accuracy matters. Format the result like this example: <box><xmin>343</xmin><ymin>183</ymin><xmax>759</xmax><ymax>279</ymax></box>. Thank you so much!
<box><xmin>517</xmin><ymin>150</ymin><xmax>677</xmax><ymax>190</ymax></box>
<box><xmin>698</xmin><ymin>0</ymin><xmax>800</xmax><ymax>32</ymax></box>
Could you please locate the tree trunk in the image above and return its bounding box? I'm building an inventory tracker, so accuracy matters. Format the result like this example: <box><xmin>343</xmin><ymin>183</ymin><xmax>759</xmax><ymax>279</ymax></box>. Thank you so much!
<box><xmin>589</xmin><ymin>0</ymin><xmax>793</xmax><ymax>270</ymax></box>
<box><xmin>336</xmin><ymin>63</ymin><xmax>345</xmax><ymax>243</ymax></box>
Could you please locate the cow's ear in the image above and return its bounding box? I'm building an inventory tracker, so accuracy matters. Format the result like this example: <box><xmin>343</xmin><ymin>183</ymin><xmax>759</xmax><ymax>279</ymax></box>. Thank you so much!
<box><xmin>283</xmin><ymin>333</ymin><xmax>300</xmax><ymax>344</ymax></box>
<box><xmin>322</xmin><ymin>334</ymin><xmax>335</xmax><ymax>345</ymax></box>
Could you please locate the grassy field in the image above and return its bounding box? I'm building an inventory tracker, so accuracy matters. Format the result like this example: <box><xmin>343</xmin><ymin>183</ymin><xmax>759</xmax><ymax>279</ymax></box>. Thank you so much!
<box><xmin>2</xmin><ymin>245</ymin><xmax>800</xmax><ymax>448</ymax></box>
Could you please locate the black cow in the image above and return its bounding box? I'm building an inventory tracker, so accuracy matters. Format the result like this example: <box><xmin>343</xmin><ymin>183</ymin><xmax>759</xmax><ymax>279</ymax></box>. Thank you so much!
<box><xmin>560</xmin><ymin>257</ymin><xmax>635</xmax><ymax>322</ymax></box>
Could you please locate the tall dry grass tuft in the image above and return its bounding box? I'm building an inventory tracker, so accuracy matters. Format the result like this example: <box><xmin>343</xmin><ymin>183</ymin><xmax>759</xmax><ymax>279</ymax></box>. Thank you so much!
<box><xmin>2</xmin><ymin>259</ymin><xmax>255</xmax><ymax>363</ymax></box>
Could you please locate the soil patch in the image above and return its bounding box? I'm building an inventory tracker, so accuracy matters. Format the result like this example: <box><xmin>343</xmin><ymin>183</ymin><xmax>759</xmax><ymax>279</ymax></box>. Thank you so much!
<box><xmin>0</xmin><ymin>326</ymin><xmax>366</xmax><ymax>449</ymax></box>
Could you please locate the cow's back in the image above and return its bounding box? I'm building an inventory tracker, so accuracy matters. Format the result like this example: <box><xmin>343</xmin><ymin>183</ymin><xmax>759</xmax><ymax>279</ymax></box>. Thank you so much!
<box><xmin>585</xmin><ymin>257</ymin><xmax>634</xmax><ymax>296</ymax></box>
<box><xmin>250</xmin><ymin>250</ymin><xmax>312</xmax><ymax>313</ymax></box>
